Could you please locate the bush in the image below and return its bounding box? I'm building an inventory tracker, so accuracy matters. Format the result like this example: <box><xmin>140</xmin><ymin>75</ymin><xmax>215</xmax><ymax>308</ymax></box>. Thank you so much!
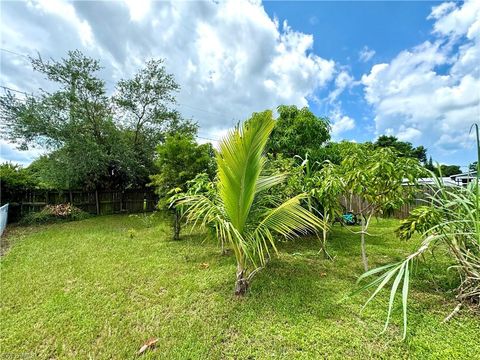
<box><xmin>20</xmin><ymin>204</ymin><xmax>91</xmax><ymax>225</ymax></box>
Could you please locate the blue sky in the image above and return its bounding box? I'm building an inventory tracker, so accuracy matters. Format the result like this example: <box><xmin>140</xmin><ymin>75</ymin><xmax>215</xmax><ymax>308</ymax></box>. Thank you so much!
<box><xmin>263</xmin><ymin>0</ymin><xmax>478</xmax><ymax>167</ymax></box>
<box><xmin>264</xmin><ymin>0</ymin><xmax>436</xmax><ymax>133</ymax></box>
<box><xmin>1</xmin><ymin>0</ymin><xmax>479</xmax><ymax>169</ymax></box>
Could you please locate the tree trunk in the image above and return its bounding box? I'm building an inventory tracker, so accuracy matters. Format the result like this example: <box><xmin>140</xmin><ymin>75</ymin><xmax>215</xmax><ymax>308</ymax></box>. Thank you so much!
<box><xmin>361</xmin><ymin>215</ymin><xmax>368</xmax><ymax>271</ymax></box>
<box><xmin>321</xmin><ymin>228</ymin><xmax>332</xmax><ymax>260</ymax></box>
<box><xmin>173</xmin><ymin>210</ymin><xmax>180</xmax><ymax>240</ymax></box>
<box><xmin>234</xmin><ymin>264</ymin><xmax>248</xmax><ymax>296</ymax></box>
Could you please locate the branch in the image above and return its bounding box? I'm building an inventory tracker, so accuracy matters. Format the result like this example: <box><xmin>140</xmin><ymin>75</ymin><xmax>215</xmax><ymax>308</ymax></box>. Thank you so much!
<box><xmin>442</xmin><ymin>303</ymin><xmax>462</xmax><ymax>323</ymax></box>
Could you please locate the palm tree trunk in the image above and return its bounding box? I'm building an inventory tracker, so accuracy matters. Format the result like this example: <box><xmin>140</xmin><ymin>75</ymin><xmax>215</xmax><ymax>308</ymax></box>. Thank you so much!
<box><xmin>234</xmin><ymin>263</ymin><xmax>248</xmax><ymax>296</ymax></box>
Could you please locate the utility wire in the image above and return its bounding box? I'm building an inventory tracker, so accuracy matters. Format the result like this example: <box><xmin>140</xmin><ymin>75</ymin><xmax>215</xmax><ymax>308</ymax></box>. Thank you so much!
<box><xmin>0</xmin><ymin>48</ymin><xmax>30</xmax><ymax>59</ymax></box>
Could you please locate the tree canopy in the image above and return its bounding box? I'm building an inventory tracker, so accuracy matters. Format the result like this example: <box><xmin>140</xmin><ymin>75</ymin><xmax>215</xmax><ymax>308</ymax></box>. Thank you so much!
<box><xmin>0</xmin><ymin>51</ymin><xmax>194</xmax><ymax>190</ymax></box>
<box><xmin>267</xmin><ymin>105</ymin><xmax>330</xmax><ymax>159</ymax></box>
<box><xmin>374</xmin><ymin>135</ymin><xmax>427</xmax><ymax>163</ymax></box>
<box><xmin>150</xmin><ymin>133</ymin><xmax>216</xmax><ymax>198</ymax></box>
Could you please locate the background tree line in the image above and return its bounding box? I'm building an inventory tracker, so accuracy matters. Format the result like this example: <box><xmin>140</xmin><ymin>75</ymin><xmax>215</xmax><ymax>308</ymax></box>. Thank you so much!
<box><xmin>1</xmin><ymin>50</ymin><xmax>469</xmax><ymax>203</ymax></box>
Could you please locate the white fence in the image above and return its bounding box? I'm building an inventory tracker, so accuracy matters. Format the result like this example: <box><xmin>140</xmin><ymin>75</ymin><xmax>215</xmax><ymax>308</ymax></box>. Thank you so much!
<box><xmin>0</xmin><ymin>204</ymin><xmax>8</xmax><ymax>237</ymax></box>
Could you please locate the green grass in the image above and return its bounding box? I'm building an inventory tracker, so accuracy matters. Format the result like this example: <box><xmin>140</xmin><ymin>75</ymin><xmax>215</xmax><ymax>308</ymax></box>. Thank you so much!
<box><xmin>1</xmin><ymin>214</ymin><xmax>478</xmax><ymax>359</ymax></box>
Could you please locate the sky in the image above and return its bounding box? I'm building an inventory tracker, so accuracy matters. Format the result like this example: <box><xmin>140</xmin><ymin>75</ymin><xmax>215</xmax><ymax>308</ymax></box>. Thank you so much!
<box><xmin>0</xmin><ymin>0</ymin><xmax>479</xmax><ymax>170</ymax></box>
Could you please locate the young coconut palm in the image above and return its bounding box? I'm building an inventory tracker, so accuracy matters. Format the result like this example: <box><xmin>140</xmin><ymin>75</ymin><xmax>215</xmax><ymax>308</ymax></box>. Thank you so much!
<box><xmin>176</xmin><ymin>111</ymin><xmax>325</xmax><ymax>295</ymax></box>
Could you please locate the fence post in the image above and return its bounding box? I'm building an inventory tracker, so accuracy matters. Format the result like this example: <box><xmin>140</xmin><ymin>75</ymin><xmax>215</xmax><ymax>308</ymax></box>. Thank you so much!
<box><xmin>95</xmin><ymin>190</ymin><xmax>100</xmax><ymax>215</ymax></box>
<box><xmin>69</xmin><ymin>191</ymin><xmax>73</xmax><ymax>205</ymax></box>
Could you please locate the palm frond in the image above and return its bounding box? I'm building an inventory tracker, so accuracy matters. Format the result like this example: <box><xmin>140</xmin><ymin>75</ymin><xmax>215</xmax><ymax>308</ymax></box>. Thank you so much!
<box><xmin>245</xmin><ymin>194</ymin><xmax>325</xmax><ymax>266</ymax></box>
<box><xmin>216</xmin><ymin>111</ymin><xmax>275</xmax><ymax>233</ymax></box>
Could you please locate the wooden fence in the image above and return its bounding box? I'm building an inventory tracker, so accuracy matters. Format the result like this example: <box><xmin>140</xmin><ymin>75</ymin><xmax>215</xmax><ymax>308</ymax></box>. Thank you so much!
<box><xmin>2</xmin><ymin>189</ymin><xmax>158</xmax><ymax>223</ymax></box>
<box><xmin>339</xmin><ymin>188</ymin><xmax>435</xmax><ymax>219</ymax></box>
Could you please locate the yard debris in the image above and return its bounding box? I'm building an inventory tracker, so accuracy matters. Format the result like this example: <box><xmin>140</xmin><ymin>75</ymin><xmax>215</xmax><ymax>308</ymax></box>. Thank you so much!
<box><xmin>199</xmin><ymin>263</ymin><xmax>209</xmax><ymax>269</ymax></box>
<box><xmin>442</xmin><ymin>303</ymin><xmax>462</xmax><ymax>323</ymax></box>
<box><xmin>137</xmin><ymin>338</ymin><xmax>158</xmax><ymax>356</ymax></box>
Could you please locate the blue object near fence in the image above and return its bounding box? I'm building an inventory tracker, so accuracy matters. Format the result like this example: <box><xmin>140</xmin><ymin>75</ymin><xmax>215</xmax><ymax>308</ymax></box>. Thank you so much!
<box><xmin>0</xmin><ymin>204</ymin><xmax>8</xmax><ymax>237</ymax></box>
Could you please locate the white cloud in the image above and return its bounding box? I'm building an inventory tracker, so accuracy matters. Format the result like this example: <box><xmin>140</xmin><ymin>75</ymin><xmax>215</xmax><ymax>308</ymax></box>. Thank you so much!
<box><xmin>396</xmin><ymin>126</ymin><xmax>422</xmax><ymax>142</ymax></box>
<box><xmin>0</xmin><ymin>140</ymin><xmax>45</xmax><ymax>167</ymax></box>
<box><xmin>124</xmin><ymin>0</ymin><xmax>151</xmax><ymax>22</ymax></box>
<box><xmin>329</xmin><ymin>106</ymin><xmax>355</xmax><ymax>139</ymax></box>
<box><xmin>1</xmin><ymin>0</ymin><xmax>336</xmax><ymax>157</ymax></box>
<box><xmin>358</xmin><ymin>46</ymin><xmax>376</xmax><ymax>62</ymax></box>
<box><xmin>361</xmin><ymin>0</ymin><xmax>480</xmax><ymax>156</ymax></box>
<box><xmin>31</xmin><ymin>0</ymin><xmax>94</xmax><ymax>47</ymax></box>
<box><xmin>328</xmin><ymin>70</ymin><xmax>354</xmax><ymax>102</ymax></box>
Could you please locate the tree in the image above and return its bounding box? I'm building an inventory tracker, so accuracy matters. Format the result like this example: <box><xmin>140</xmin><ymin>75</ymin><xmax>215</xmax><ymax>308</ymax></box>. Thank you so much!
<box><xmin>332</xmin><ymin>145</ymin><xmax>422</xmax><ymax>271</ymax></box>
<box><xmin>113</xmin><ymin>59</ymin><xmax>196</xmax><ymax>186</ymax></box>
<box><xmin>267</xmin><ymin>105</ymin><xmax>330</xmax><ymax>159</ymax></box>
<box><xmin>150</xmin><ymin>133</ymin><xmax>216</xmax><ymax>240</ymax></box>
<box><xmin>0</xmin><ymin>51</ymin><xmax>193</xmax><ymax>190</ymax></box>
<box><xmin>312</xmin><ymin>161</ymin><xmax>344</xmax><ymax>253</ymax></box>
<box><xmin>435</xmin><ymin>164</ymin><xmax>461</xmax><ymax>177</ymax></box>
<box><xmin>0</xmin><ymin>51</ymin><xmax>126</xmax><ymax>189</ymax></box>
<box><xmin>425</xmin><ymin>156</ymin><xmax>435</xmax><ymax>171</ymax></box>
<box><xmin>469</xmin><ymin>161</ymin><xmax>478</xmax><ymax>172</ymax></box>
<box><xmin>175</xmin><ymin>111</ymin><xmax>324</xmax><ymax>295</ymax></box>
<box><xmin>0</xmin><ymin>163</ymin><xmax>39</xmax><ymax>202</ymax></box>
<box><xmin>374</xmin><ymin>135</ymin><xmax>427</xmax><ymax>163</ymax></box>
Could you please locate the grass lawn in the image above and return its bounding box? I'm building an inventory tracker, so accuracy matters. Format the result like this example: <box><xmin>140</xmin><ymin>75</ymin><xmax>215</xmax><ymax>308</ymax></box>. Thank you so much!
<box><xmin>1</xmin><ymin>214</ymin><xmax>478</xmax><ymax>359</ymax></box>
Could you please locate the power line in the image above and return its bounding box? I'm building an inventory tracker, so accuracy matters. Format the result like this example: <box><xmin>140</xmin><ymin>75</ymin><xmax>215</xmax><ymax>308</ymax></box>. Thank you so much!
<box><xmin>1</xmin><ymin>47</ymin><xmax>235</xmax><ymax>122</ymax></box>
<box><xmin>0</xmin><ymin>85</ymin><xmax>32</xmax><ymax>96</ymax></box>
<box><xmin>0</xmin><ymin>48</ymin><xmax>30</xmax><ymax>59</ymax></box>
<box><xmin>197</xmin><ymin>134</ymin><xmax>220</xmax><ymax>142</ymax></box>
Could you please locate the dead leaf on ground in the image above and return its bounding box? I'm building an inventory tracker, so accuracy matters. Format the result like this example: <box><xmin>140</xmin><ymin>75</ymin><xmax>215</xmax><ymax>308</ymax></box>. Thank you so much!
<box><xmin>199</xmin><ymin>263</ymin><xmax>209</xmax><ymax>269</ymax></box>
<box><xmin>138</xmin><ymin>338</ymin><xmax>158</xmax><ymax>356</ymax></box>
<box><xmin>320</xmin><ymin>272</ymin><xmax>327</xmax><ymax>277</ymax></box>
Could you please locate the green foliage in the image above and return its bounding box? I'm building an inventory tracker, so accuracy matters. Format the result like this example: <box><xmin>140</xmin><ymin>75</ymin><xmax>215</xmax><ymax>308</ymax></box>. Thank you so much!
<box><xmin>374</xmin><ymin>135</ymin><xmax>427</xmax><ymax>164</ymax></box>
<box><xmin>127</xmin><ymin>228</ymin><xmax>137</xmax><ymax>239</ymax></box>
<box><xmin>342</xmin><ymin>145</ymin><xmax>422</xmax><ymax>215</ymax></box>
<box><xmin>358</xmin><ymin>179</ymin><xmax>480</xmax><ymax>338</ymax></box>
<box><xmin>319</xmin><ymin>144</ymin><xmax>423</xmax><ymax>270</ymax></box>
<box><xmin>150</xmin><ymin>134</ymin><xmax>216</xmax><ymax>200</ymax></box>
<box><xmin>0</xmin><ymin>163</ymin><xmax>39</xmax><ymax>200</ymax></box>
<box><xmin>150</xmin><ymin>135</ymin><xmax>215</xmax><ymax>240</ymax></box>
<box><xmin>395</xmin><ymin>206</ymin><xmax>441</xmax><ymax>240</ymax></box>
<box><xmin>311</xmin><ymin>140</ymin><xmax>359</xmax><ymax>165</ymax></box>
<box><xmin>176</xmin><ymin>111</ymin><xmax>324</xmax><ymax>294</ymax></box>
<box><xmin>267</xmin><ymin>105</ymin><xmax>330</xmax><ymax>160</ymax></box>
<box><xmin>113</xmin><ymin>59</ymin><xmax>197</xmax><ymax>186</ymax></box>
<box><xmin>358</xmin><ymin>125</ymin><xmax>480</xmax><ymax>339</ymax></box>
<box><xmin>435</xmin><ymin>164</ymin><xmax>462</xmax><ymax>177</ymax></box>
<box><xmin>0</xmin><ymin>51</ymin><xmax>193</xmax><ymax>190</ymax></box>
<box><xmin>314</xmin><ymin>161</ymin><xmax>344</xmax><ymax>224</ymax></box>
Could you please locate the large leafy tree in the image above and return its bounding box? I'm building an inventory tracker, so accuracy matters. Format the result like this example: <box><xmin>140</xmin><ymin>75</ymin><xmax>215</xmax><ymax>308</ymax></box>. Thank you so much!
<box><xmin>0</xmin><ymin>51</ymin><xmax>124</xmax><ymax>189</ymax></box>
<box><xmin>176</xmin><ymin>111</ymin><xmax>324</xmax><ymax>295</ymax></box>
<box><xmin>113</xmin><ymin>59</ymin><xmax>196</xmax><ymax>185</ymax></box>
<box><xmin>267</xmin><ymin>105</ymin><xmax>330</xmax><ymax>160</ymax></box>
<box><xmin>374</xmin><ymin>135</ymin><xmax>427</xmax><ymax>164</ymax></box>
<box><xmin>0</xmin><ymin>51</ymin><xmax>192</xmax><ymax>190</ymax></box>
